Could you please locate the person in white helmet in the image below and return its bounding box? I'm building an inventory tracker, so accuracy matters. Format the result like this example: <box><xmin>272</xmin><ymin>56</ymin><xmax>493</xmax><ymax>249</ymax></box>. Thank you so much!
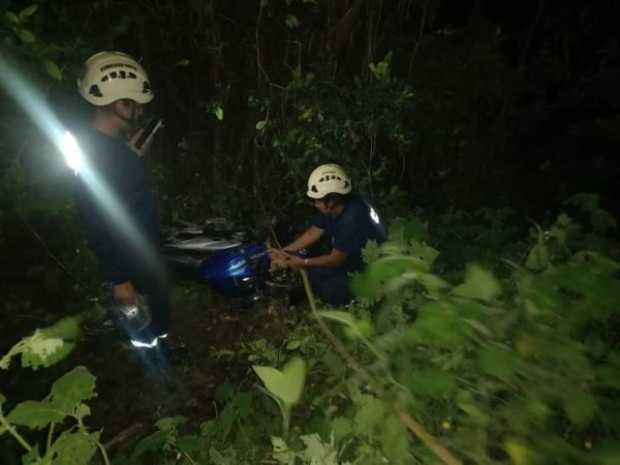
<box><xmin>73</xmin><ymin>51</ymin><xmax>172</xmax><ymax>352</ymax></box>
<box><xmin>270</xmin><ymin>164</ymin><xmax>387</xmax><ymax>305</ymax></box>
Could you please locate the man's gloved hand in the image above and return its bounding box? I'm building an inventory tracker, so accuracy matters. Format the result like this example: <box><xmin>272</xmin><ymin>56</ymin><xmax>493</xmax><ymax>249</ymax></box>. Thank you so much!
<box><xmin>268</xmin><ymin>248</ymin><xmax>306</xmax><ymax>270</ymax></box>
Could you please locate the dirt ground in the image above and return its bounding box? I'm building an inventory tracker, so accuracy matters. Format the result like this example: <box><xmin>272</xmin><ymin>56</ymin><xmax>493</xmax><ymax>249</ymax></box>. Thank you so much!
<box><xmin>0</xmin><ymin>279</ymin><xmax>296</xmax><ymax>460</ymax></box>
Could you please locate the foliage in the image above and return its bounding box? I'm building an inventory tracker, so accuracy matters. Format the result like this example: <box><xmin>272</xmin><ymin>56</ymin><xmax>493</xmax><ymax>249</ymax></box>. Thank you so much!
<box><xmin>1</xmin><ymin>200</ymin><xmax>619</xmax><ymax>465</ymax></box>
<box><xmin>0</xmin><ymin>367</ymin><xmax>104</xmax><ymax>465</ymax></box>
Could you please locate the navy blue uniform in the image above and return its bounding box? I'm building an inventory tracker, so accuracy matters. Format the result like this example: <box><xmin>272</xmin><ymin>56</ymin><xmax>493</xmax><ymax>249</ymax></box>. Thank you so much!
<box><xmin>309</xmin><ymin>195</ymin><xmax>387</xmax><ymax>305</ymax></box>
<box><xmin>74</xmin><ymin>126</ymin><xmax>169</xmax><ymax>339</ymax></box>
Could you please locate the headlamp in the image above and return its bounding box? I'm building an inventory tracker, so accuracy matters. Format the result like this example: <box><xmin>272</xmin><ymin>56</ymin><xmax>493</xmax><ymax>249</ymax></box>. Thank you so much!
<box><xmin>59</xmin><ymin>131</ymin><xmax>85</xmax><ymax>175</ymax></box>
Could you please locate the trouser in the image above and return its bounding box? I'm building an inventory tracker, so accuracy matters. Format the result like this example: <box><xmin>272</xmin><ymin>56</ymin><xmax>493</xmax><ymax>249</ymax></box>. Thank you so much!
<box><xmin>307</xmin><ymin>266</ymin><xmax>351</xmax><ymax>306</ymax></box>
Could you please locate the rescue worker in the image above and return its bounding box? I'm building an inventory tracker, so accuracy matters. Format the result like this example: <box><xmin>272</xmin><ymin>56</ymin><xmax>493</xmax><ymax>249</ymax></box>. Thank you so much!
<box><xmin>270</xmin><ymin>164</ymin><xmax>387</xmax><ymax>305</ymax></box>
<box><xmin>74</xmin><ymin>51</ymin><xmax>171</xmax><ymax>351</ymax></box>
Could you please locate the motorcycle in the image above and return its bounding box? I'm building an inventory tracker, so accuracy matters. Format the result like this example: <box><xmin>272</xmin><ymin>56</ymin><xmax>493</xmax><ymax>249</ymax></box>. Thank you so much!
<box><xmin>160</xmin><ymin>218</ymin><xmax>299</xmax><ymax>305</ymax></box>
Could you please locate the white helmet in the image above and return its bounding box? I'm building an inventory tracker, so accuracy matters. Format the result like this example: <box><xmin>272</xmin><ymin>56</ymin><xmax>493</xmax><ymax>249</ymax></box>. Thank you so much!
<box><xmin>307</xmin><ymin>164</ymin><xmax>352</xmax><ymax>199</ymax></box>
<box><xmin>78</xmin><ymin>51</ymin><xmax>153</xmax><ymax>106</ymax></box>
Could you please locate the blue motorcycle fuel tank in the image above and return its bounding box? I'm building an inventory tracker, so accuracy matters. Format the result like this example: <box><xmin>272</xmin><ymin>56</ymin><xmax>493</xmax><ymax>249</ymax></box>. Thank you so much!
<box><xmin>198</xmin><ymin>242</ymin><xmax>270</xmax><ymax>297</ymax></box>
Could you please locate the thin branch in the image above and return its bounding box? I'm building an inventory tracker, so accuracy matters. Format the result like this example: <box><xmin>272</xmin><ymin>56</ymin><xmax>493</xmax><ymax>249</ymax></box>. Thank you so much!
<box><xmin>396</xmin><ymin>399</ymin><xmax>463</xmax><ymax>465</ymax></box>
<box><xmin>256</xmin><ymin>1</ymin><xmax>271</xmax><ymax>84</ymax></box>
<box><xmin>96</xmin><ymin>440</ymin><xmax>112</xmax><ymax>465</ymax></box>
<box><xmin>409</xmin><ymin>0</ymin><xmax>430</xmax><ymax>75</ymax></box>
<box><xmin>103</xmin><ymin>423</ymin><xmax>146</xmax><ymax>450</ymax></box>
<box><xmin>0</xmin><ymin>413</ymin><xmax>33</xmax><ymax>453</ymax></box>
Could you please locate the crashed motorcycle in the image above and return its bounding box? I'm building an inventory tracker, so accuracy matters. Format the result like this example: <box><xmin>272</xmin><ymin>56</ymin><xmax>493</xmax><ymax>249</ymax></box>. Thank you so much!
<box><xmin>160</xmin><ymin>218</ymin><xmax>299</xmax><ymax>305</ymax></box>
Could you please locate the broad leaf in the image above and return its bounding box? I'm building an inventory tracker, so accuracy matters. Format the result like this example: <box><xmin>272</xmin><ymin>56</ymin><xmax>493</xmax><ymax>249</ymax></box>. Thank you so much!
<box><xmin>44</xmin><ymin>60</ymin><xmax>62</xmax><ymax>81</ymax></box>
<box><xmin>451</xmin><ymin>264</ymin><xmax>501</xmax><ymax>302</ymax></box>
<box><xmin>561</xmin><ymin>387</ymin><xmax>596</xmax><ymax>426</ymax></box>
<box><xmin>7</xmin><ymin>400</ymin><xmax>65</xmax><ymax>429</ymax></box>
<box><xmin>18</xmin><ymin>29</ymin><xmax>36</xmax><ymax>43</ymax></box>
<box><xmin>19</xmin><ymin>5</ymin><xmax>38</xmax><ymax>19</ymax></box>
<box><xmin>408</xmin><ymin>369</ymin><xmax>457</xmax><ymax>398</ymax></box>
<box><xmin>505</xmin><ymin>437</ymin><xmax>536</xmax><ymax>465</ymax></box>
<box><xmin>354</xmin><ymin>395</ymin><xmax>388</xmax><ymax>434</ymax></box>
<box><xmin>253</xmin><ymin>357</ymin><xmax>306</xmax><ymax>406</ymax></box>
<box><xmin>50</xmin><ymin>367</ymin><xmax>96</xmax><ymax>412</ymax></box>
<box><xmin>50</xmin><ymin>431</ymin><xmax>99</xmax><ymax>465</ymax></box>
<box><xmin>300</xmin><ymin>434</ymin><xmax>340</xmax><ymax>465</ymax></box>
<box><xmin>478</xmin><ymin>346</ymin><xmax>519</xmax><ymax>383</ymax></box>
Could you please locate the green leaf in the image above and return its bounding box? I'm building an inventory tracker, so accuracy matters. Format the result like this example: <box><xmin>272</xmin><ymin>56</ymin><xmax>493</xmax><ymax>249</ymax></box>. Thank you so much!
<box><xmin>0</xmin><ymin>328</ymin><xmax>74</xmax><ymax>371</ymax></box>
<box><xmin>286</xmin><ymin>340</ymin><xmax>301</xmax><ymax>351</ymax></box>
<box><xmin>22</xmin><ymin>341</ymin><xmax>75</xmax><ymax>369</ymax></box>
<box><xmin>6</xmin><ymin>11</ymin><xmax>19</xmax><ymax>23</ymax></box>
<box><xmin>478</xmin><ymin>346</ymin><xmax>519</xmax><ymax>383</ymax></box>
<box><xmin>317</xmin><ymin>310</ymin><xmax>356</xmax><ymax>328</ymax></box>
<box><xmin>7</xmin><ymin>401</ymin><xmax>65</xmax><ymax>429</ymax></box>
<box><xmin>525</xmin><ymin>242</ymin><xmax>549</xmax><ymax>271</ymax></box>
<box><xmin>256</xmin><ymin>120</ymin><xmax>268</xmax><ymax>131</ymax></box>
<box><xmin>330</xmin><ymin>417</ymin><xmax>353</xmax><ymax>441</ymax></box>
<box><xmin>451</xmin><ymin>264</ymin><xmax>501</xmax><ymax>302</ymax></box>
<box><xmin>253</xmin><ymin>357</ymin><xmax>306</xmax><ymax>406</ymax></box>
<box><xmin>318</xmin><ymin>311</ymin><xmax>372</xmax><ymax>339</ymax></box>
<box><xmin>155</xmin><ymin>416</ymin><xmax>187</xmax><ymax>432</ymax></box>
<box><xmin>300</xmin><ymin>434</ymin><xmax>339</xmax><ymax>465</ymax></box>
<box><xmin>214</xmin><ymin>107</ymin><xmax>224</xmax><ymax>121</ymax></box>
<box><xmin>408</xmin><ymin>301</ymin><xmax>472</xmax><ymax>348</ymax></box>
<box><xmin>44</xmin><ymin>60</ymin><xmax>62</xmax><ymax>81</ymax></box>
<box><xmin>354</xmin><ymin>395</ymin><xmax>388</xmax><ymax>434</ymax></box>
<box><xmin>21</xmin><ymin>445</ymin><xmax>43</xmax><ymax>465</ymax></box>
<box><xmin>131</xmin><ymin>430</ymin><xmax>169</xmax><ymax>459</ymax></box>
<box><xmin>19</xmin><ymin>5</ymin><xmax>38</xmax><ymax>20</ymax></box>
<box><xmin>285</xmin><ymin>14</ymin><xmax>300</xmax><ymax>29</ymax></box>
<box><xmin>50</xmin><ymin>431</ymin><xmax>99</xmax><ymax>465</ymax></box>
<box><xmin>408</xmin><ymin>369</ymin><xmax>457</xmax><ymax>399</ymax></box>
<box><xmin>50</xmin><ymin>367</ymin><xmax>96</xmax><ymax>413</ymax></box>
<box><xmin>18</xmin><ymin>29</ymin><xmax>36</xmax><ymax>44</ymax></box>
<box><xmin>561</xmin><ymin>386</ymin><xmax>596</xmax><ymax>426</ymax></box>
<box><xmin>352</xmin><ymin>254</ymin><xmax>430</xmax><ymax>299</ymax></box>
<box><xmin>505</xmin><ymin>437</ymin><xmax>536</xmax><ymax>465</ymax></box>
<box><xmin>381</xmin><ymin>415</ymin><xmax>410</xmax><ymax>464</ymax></box>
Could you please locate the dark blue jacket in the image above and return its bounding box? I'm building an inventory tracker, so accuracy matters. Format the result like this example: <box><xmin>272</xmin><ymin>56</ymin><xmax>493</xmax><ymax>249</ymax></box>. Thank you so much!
<box><xmin>312</xmin><ymin>195</ymin><xmax>387</xmax><ymax>272</ymax></box>
<box><xmin>74</xmin><ymin>126</ymin><xmax>161</xmax><ymax>285</ymax></box>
